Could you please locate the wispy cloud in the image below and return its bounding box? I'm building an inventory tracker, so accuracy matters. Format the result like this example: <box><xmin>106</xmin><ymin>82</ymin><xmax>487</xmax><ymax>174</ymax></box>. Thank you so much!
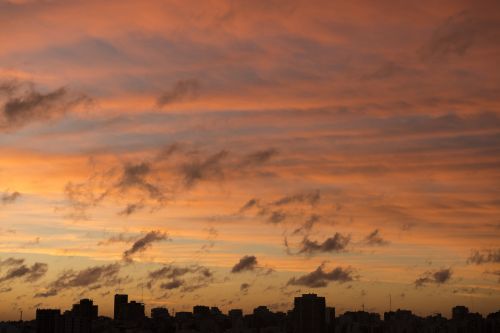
<box><xmin>0</xmin><ymin>80</ymin><xmax>90</xmax><ymax>131</ymax></box>
<box><xmin>287</xmin><ymin>263</ymin><xmax>354</xmax><ymax>287</ymax></box>
<box><xmin>414</xmin><ymin>268</ymin><xmax>453</xmax><ymax>287</ymax></box>
<box><xmin>363</xmin><ymin>229</ymin><xmax>389</xmax><ymax>246</ymax></box>
<box><xmin>157</xmin><ymin>79</ymin><xmax>200</xmax><ymax>107</ymax></box>
<box><xmin>1</xmin><ymin>191</ymin><xmax>20</xmax><ymax>205</ymax></box>
<box><xmin>123</xmin><ymin>230</ymin><xmax>169</xmax><ymax>262</ymax></box>
<box><xmin>231</xmin><ymin>255</ymin><xmax>258</xmax><ymax>273</ymax></box>
<box><xmin>35</xmin><ymin>263</ymin><xmax>121</xmax><ymax>298</ymax></box>
<box><xmin>297</xmin><ymin>233</ymin><xmax>350</xmax><ymax>255</ymax></box>
<box><xmin>467</xmin><ymin>249</ymin><xmax>500</xmax><ymax>264</ymax></box>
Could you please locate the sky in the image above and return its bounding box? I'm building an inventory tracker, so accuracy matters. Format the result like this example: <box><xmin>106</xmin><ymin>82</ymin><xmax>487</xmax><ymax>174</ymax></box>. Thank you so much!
<box><xmin>0</xmin><ymin>0</ymin><xmax>499</xmax><ymax>321</ymax></box>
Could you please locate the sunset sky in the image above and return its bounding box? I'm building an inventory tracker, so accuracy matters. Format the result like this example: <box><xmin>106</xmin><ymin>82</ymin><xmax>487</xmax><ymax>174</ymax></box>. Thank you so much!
<box><xmin>0</xmin><ymin>0</ymin><xmax>499</xmax><ymax>320</ymax></box>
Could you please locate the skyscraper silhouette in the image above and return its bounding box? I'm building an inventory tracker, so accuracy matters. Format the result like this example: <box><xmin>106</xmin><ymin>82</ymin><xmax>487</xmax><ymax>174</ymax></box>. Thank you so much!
<box><xmin>114</xmin><ymin>294</ymin><xmax>128</xmax><ymax>321</ymax></box>
<box><xmin>293</xmin><ymin>293</ymin><xmax>326</xmax><ymax>333</ymax></box>
<box><xmin>35</xmin><ymin>309</ymin><xmax>61</xmax><ymax>333</ymax></box>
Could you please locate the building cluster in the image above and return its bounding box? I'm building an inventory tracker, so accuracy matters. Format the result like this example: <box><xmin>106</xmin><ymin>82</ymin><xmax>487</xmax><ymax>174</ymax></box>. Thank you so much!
<box><xmin>34</xmin><ymin>299</ymin><xmax>98</xmax><ymax>333</ymax></box>
<box><xmin>0</xmin><ymin>293</ymin><xmax>498</xmax><ymax>333</ymax></box>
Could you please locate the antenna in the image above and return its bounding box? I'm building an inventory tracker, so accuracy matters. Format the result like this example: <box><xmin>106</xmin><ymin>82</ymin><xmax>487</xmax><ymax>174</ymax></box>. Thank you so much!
<box><xmin>19</xmin><ymin>309</ymin><xmax>23</xmax><ymax>322</ymax></box>
<box><xmin>389</xmin><ymin>294</ymin><xmax>392</xmax><ymax>312</ymax></box>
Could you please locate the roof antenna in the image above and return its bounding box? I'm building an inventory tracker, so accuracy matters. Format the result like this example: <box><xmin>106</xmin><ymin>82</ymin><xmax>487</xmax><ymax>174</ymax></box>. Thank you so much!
<box><xmin>19</xmin><ymin>309</ymin><xmax>23</xmax><ymax>322</ymax></box>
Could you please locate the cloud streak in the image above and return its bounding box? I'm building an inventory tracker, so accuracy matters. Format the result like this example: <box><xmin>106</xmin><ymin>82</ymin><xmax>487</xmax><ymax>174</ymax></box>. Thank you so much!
<box><xmin>0</xmin><ymin>80</ymin><xmax>90</xmax><ymax>131</ymax></box>
<box><xmin>364</xmin><ymin>229</ymin><xmax>389</xmax><ymax>246</ymax></box>
<box><xmin>467</xmin><ymin>249</ymin><xmax>500</xmax><ymax>265</ymax></box>
<box><xmin>0</xmin><ymin>261</ymin><xmax>48</xmax><ymax>284</ymax></box>
<box><xmin>147</xmin><ymin>263</ymin><xmax>213</xmax><ymax>293</ymax></box>
<box><xmin>414</xmin><ymin>268</ymin><xmax>453</xmax><ymax>287</ymax></box>
<box><xmin>35</xmin><ymin>263</ymin><xmax>121</xmax><ymax>298</ymax></box>
<box><xmin>123</xmin><ymin>230</ymin><xmax>169</xmax><ymax>262</ymax></box>
<box><xmin>1</xmin><ymin>191</ymin><xmax>20</xmax><ymax>205</ymax></box>
<box><xmin>157</xmin><ymin>79</ymin><xmax>200</xmax><ymax>107</ymax></box>
<box><xmin>231</xmin><ymin>255</ymin><xmax>258</xmax><ymax>273</ymax></box>
<box><xmin>287</xmin><ymin>263</ymin><xmax>354</xmax><ymax>287</ymax></box>
<box><xmin>297</xmin><ymin>233</ymin><xmax>350</xmax><ymax>255</ymax></box>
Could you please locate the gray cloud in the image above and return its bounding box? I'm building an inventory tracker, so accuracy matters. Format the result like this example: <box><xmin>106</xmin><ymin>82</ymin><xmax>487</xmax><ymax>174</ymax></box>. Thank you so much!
<box><xmin>1</xmin><ymin>191</ymin><xmax>21</xmax><ymax>205</ymax></box>
<box><xmin>414</xmin><ymin>268</ymin><xmax>452</xmax><ymax>287</ymax></box>
<box><xmin>0</xmin><ymin>80</ymin><xmax>90</xmax><ymax>130</ymax></box>
<box><xmin>467</xmin><ymin>249</ymin><xmax>500</xmax><ymax>265</ymax></box>
<box><xmin>292</xmin><ymin>214</ymin><xmax>321</xmax><ymax>235</ymax></box>
<box><xmin>364</xmin><ymin>229</ymin><xmax>389</xmax><ymax>246</ymax></box>
<box><xmin>0</xmin><ymin>257</ymin><xmax>25</xmax><ymax>267</ymax></box>
<box><xmin>123</xmin><ymin>230</ymin><xmax>169</xmax><ymax>262</ymax></box>
<box><xmin>417</xmin><ymin>10</ymin><xmax>500</xmax><ymax>61</ymax></box>
<box><xmin>287</xmin><ymin>263</ymin><xmax>354</xmax><ymax>287</ymax></box>
<box><xmin>157</xmin><ymin>79</ymin><xmax>200</xmax><ymax>107</ymax></box>
<box><xmin>267</xmin><ymin>210</ymin><xmax>287</xmax><ymax>224</ymax></box>
<box><xmin>238</xmin><ymin>190</ymin><xmax>320</xmax><ymax>225</ymax></box>
<box><xmin>231</xmin><ymin>255</ymin><xmax>258</xmax><ymax>273</ymax></box>
<box><xmin>273</xmin><ymin>190</ymin><xmax>320</xmax><ymax>206</ymax></box>
<box><xmin>36</xmin><ymin>263</ymin><xmax>121</xmax><ymax>297</ymax></box>
<box><xmin>160</xmin><ymin>279</ymin><xmax>184</xmax><ymax>290</ymax></box>
<box><xmin>63</xmin><ymin>180</ymin><xmax>109</xmax><ymax>220</ymax></box>
<box><xmin>419</xmin><ymin>11</ymin><xmax>475</xmax><ymax>60</ymax></box>
<box><xmin>240</xmin><ymin>148</ymin><xmax>278</xmax><ymax>166</ymax></box>
<box><xmin>298</xmin><ymin>233</ymin><xmax>350</xmax><ymax>255</ymax></box>
<box><xmin>148</xmin><ymin>263</ymin><xmax>213</xmax><ymax>292</ymax></box>
<box><xmin>180</xmin><ymin>150</ymin><xmax>229</xmax><ymax>188</ymax></box>
<box><xmin>118</xmin><ymin>203</ymin><xmax>144</xmax><ymax>216</ymax></box>
<box><xmin>97</xmin><ymin>233</ymin><xmax>139</xmax><ymax>246</ymax></box>
<box><xmin>0</xmin><ymin>262</ymin><xmax>48</xmax><ymax>283</ymax></box>
<box><xmin>198</xmin><ymin>227</ymin><xmax>218</xmax><ymax>253</ymax></box>
<box><xmin>238</xmin><ymin>198</ymin><xmax>260</xmax><ymax>213</ymax></box>
<box><xmin>117</xmin><ymin>162</ymin><xmax>164</xmax><ymax>201</ymax></box>
<box><xmin>64</xmin><ymin>146</ymin><xmax>277</xmax><ymax>219</ymax></box>
<box><xmin>240</xmin><ymin>282</ymin><xmax>251</xmax><ymax>293</ymax></box>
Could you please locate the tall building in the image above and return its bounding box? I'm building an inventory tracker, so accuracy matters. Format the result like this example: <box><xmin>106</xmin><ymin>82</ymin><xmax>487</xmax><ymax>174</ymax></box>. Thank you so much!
<box><xmin>293</xmin><ymin>294</ymin><xmax>326</xmax><ymax>333</ymax></box>
<box><xmin>126</xmin><ymin>301</ymin><xmax>146</xmax><ymax>322</ymax></box>
<box><xmin>452</xmin><ymin>306</ymin><xmax>469</xmax><ymax>320</ymax></box>
<box><xmin>325</xmin><ymin>307</ymin><xmax>335</xmax><ymax>333</ymax></box>
<box><xmin>36</xmin><ymin>309</ymin><xmax>61</xmax><ymax>333</ymax></box>
<box><xmin>193</xmin><ymin>305</ymin><xmax>211</xmax><ymax>317</ymax></box>
<box><xmin>71</xmin><ymin>299</ymin><xmax>98</xmax><ymax>320</ymax></box>
<box><xmin>63</xmin><ymin>299</ymin><xmax>98</xmax><ymax>333</ymax></box>
<box><xmin>114</xmin><ymin>294</ymin><xmax>128</xmax><ymax>321</ymax></box>
<box><xmin>151</xmin><ymin>307</ymin><xmax>169</xmax><ymax>320</ymax></box>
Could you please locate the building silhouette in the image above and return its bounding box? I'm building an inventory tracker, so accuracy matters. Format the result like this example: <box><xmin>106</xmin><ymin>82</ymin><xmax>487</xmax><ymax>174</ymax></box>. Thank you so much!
<box><xmin>326</xmin><ymin>307</ymin><xmax>335</xmax><ymax>333</ymax></box>
<box><xmin>151</xmin><ymin>307</ymin><xmax>169</xmax><ymax>320</ymax></box>
<box><xmin>113</xmin><ymin>294</ymin><xmax>145</xmax><ymax>325</ymax></box>
<box><xmin>113</xmin><ymin>294</ymin><xmax>128</xmax><ymax>321</ymax></box>
<box><xmin>23</xmin><ymin>294</ymin><xmax>500</xmax><ymax>333</ymax></box>
<box><xmin>35</xmin><ymin>309</ymin><xmax>60</xmax><ymax>333</ymax></box>
<box><xmin>293</xmin><ymin>293</ymin><xmax>326</xmax><ymax>333</ymax></box>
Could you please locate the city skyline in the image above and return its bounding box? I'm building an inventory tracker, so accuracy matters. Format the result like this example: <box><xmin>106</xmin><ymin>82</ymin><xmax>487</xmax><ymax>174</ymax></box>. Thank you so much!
<box><xmin>28</xmin><ymin>292</ymin><xmax>500</xmax><ymax>321</ymax></box>
<box><xmin>1</xmin><ymin>0</ymin><xmax>500</xmax><ymax>321</ymax></box>
<box><xmin>23</xmin><ymin>293</ymin><xmax>500</xmax><ymax>333</ymax></box>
